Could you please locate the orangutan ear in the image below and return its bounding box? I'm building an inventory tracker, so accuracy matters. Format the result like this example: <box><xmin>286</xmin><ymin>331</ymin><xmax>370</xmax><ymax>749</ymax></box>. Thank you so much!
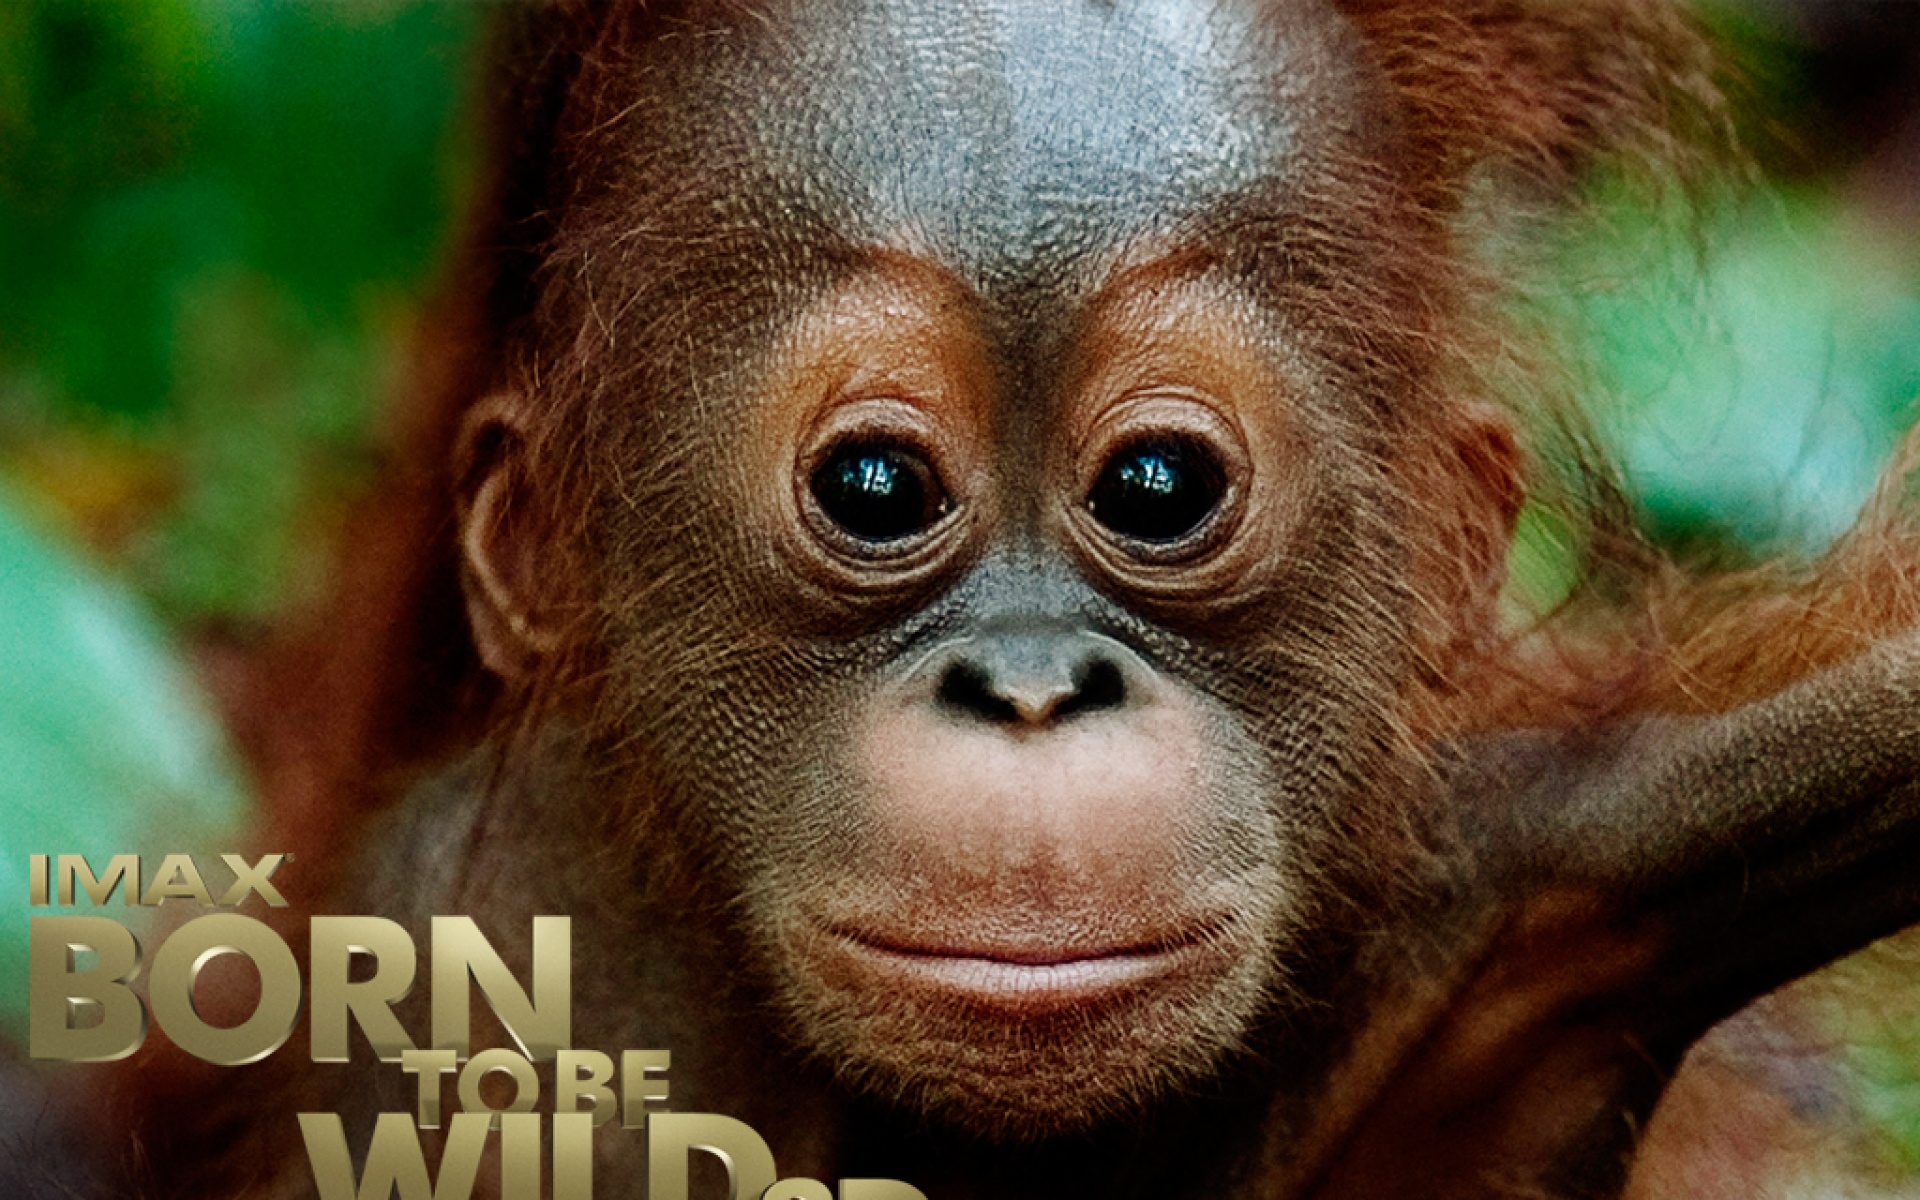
<box><xmin>455</xmin><ymin>394</ymin><xmax>566</xmax><ymax>679</ymax></box>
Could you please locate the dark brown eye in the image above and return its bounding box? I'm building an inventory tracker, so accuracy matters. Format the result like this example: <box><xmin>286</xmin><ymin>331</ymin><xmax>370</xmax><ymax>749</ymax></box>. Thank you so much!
<box><xmin>810</xmin><ymin>442</ymin><xmax>949</xmax><ymax>543</ymax></box>
<box><xmin>1087</xmin><ymin>437</ymin><xmax>1226</xmax><ymax>543</ymax></box>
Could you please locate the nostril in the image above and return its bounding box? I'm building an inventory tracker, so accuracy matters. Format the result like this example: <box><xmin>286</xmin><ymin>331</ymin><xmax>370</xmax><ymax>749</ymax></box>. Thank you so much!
<box><xmin>935</xmin><ymin>649</ymin><xmax>1131</xmax><ymax>726</ymax></box>
<box><xmin>937</xmin><ymin>661</ymin><xmax>1022</xmax><ymax>724</ymax></box>
<box><xmin>1055</xmin><ymin>657</ymin><xmax>1127</xmax><ymax>720</ymax></box>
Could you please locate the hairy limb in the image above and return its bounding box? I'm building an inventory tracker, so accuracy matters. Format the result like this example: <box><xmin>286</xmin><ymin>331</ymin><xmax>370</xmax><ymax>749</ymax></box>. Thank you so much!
<box><xmin>1299</xmin><ymin>635</ymin><xmax>1920</xmax><ymax>1199</ymax></box>
<box><xmin>1492</xmin><ymin>632</ymin><xmax>1920</xmax><ymax>1021</ymax></box>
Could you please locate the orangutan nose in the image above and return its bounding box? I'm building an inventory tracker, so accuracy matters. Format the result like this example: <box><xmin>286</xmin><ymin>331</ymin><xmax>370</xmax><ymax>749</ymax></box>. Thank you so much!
<box><xmin>934</xmin><ymin>631</ymin><xmax>1134</xmax><ymax>726</ymax></box>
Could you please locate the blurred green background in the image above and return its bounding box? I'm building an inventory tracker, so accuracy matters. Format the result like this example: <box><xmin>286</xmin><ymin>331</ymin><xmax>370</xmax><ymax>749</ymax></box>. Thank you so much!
<box><xmin>0</xmin><ymin>0</ymin><xmax>479</xmax><ymax>621</ymax></box>
<box><xmin>0</xmin><ymin>0</ymin><xmax>481</xmax><ymax>1045</ymax></box>
<box><xmin>0</xmin><ymin>0</ymin><xmax>1918</xmax><ymax>1176</ymax></box>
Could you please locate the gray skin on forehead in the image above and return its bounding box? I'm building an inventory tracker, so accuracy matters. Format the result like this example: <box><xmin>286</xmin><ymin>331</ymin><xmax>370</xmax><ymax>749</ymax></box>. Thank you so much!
<box><xmin>632</xmin><ymin>0</ymin><xmax>1368</xmax><ymax>299</ymax></box>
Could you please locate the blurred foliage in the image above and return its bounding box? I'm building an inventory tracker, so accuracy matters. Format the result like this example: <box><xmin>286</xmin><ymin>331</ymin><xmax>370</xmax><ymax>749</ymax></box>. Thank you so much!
<box><xmin>0</xmin><ymin>0</ymin><xmax>481</xmax><ymax>622</ymax></box>
<box><xmin>1568</xmin><ymin>190</ymin><xmax>1920</xmax><ymax>558</ymax></box>
<box><xmin>1499</xmin><ymin>2</ymin><xmax>1920</xmax><ymax>612</ymax></box>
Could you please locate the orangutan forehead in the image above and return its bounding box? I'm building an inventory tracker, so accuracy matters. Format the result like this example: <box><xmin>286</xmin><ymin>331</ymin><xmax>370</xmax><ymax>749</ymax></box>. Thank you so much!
<box><xmin>594</xmin><ymin>0</ymin><xmax>1375</xmax><ymax>297</ymax></box>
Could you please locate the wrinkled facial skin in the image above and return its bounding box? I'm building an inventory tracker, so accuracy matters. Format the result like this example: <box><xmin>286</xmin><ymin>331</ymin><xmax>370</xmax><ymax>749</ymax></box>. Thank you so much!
<box><xmin>533</xmin><ymin>0</ymin><xmax>1442</xmax><ymax>1138</ymax></box>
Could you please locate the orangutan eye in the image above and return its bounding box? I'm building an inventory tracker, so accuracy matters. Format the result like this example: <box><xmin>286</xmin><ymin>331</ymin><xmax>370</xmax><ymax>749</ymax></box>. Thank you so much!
<box><xmin>810</xmin><ymin>442</ymin><xmax>949</xmax><ymax>543</ymax></box>
<box><xmin>1087</xmin><ymin>437</ymin><xmax>1226</xmax><ymax>543</ymax></box>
